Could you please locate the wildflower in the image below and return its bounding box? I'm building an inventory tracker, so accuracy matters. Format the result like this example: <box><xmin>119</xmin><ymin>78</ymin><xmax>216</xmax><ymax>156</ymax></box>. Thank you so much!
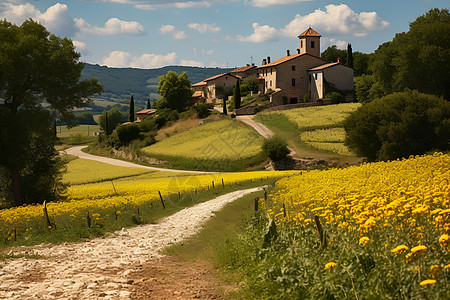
<box><xmin>420</xmin><ymin>279</ymin><xmax>436</xmax><ymax>287</ymax></box>
<box><xmin>438</xmin><ymin>234</ymin><xmax>449</xmax><ymax>250</ymax></box>
<box><xmin>444</xmin><ymin>264</ymin><xmax>450</xmax><ymax>273</ymax></box>
<box><xmin>391</xmin><ymin>245</ymin><xmax>408</xmax><ymax>255</ymax></box>
<box><xmin>359</xmin><ymin>236</ymin><xmax>370</xmax><ymax>246</ymax></box>
<box><xmin>324</xmin><ymin>262</ymin><xmax>337</xmax><ymax>272</ymax></box>
<box><xmin>411</xmin><ymin>245</ymin><xmax>427</xmax><ymax>254</ymax></box>
<box><xmin>429</xmin><ymin>265</ymin><xmax>440</xmax><ymax>277</ymax></box>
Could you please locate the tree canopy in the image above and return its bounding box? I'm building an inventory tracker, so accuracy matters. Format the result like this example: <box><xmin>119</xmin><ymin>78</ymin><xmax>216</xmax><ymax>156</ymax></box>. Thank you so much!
<box><xmin>0</xmin><ymin>20</ymin><xmax>103</xmax><ymax>206</ymax></box>
<box><xmin>156</xmin><ymin>71</ymin><xmax>193</xmax><ymax>112</ymax></box>
<box><xmin>344</xmin><ymin>91</ymin><xmax>450</xmax><ymax>161</ymax></box>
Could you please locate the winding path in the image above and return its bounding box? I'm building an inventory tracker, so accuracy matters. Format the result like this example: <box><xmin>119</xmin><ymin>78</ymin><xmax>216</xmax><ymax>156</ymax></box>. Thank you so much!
<box><xmin>0</xmin><ymin>186</ymin><xmax>266</xmax><ymax>299</ymax></box>
<box><xmin>64</xmin><ymin>146</ymin><xmax>217</xmax><ymax>174</ymax></box>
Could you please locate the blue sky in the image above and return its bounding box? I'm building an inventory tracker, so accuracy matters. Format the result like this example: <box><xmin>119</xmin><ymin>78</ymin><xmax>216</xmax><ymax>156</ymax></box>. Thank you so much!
<box><xmin>1</xmin><ymin>0</ymin><xmax>448</xmax><ymax>69</ymax></box>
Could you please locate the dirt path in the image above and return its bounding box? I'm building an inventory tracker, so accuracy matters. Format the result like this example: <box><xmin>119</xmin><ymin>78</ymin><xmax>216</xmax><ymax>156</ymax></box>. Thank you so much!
<box><xmin>0</xmin><ymin>187</ymin><xmax>265</xmax><ymax>299</ymax></box>
<box><xmin>64</xmin><ymin>146</ymin><xmax>218</xmax><ymax>174</ymax></box>
<box><xmin>236</xmin><ymin>115</ymin><xmax>274</xmax><ymax>139</ymax></box>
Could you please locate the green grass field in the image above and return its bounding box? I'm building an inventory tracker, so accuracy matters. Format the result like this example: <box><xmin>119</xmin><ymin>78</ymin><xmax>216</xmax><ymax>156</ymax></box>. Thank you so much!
<box><xmin>256</xmin><ymin>103</ymin><xmax>360</xmax><ymax>158</ymax></box>
<box><xmin>56</xmin><ymin>125</ymin><xmax>100</xmax><ymax>137</ymax></box>
<box><xmin>141</xmin><ymin>118</ymin><xmax>266</xmax><ymax>171</ymax></box>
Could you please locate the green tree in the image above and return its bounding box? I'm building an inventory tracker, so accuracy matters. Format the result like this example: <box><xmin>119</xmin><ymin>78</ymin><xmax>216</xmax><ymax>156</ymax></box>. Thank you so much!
<box><xmin>234</xmin><ymin>80</ymin><xmax>241</xmax><ymax>109</ymax></box>
<box><xmin>156</xmin><ymin>71</ymin><xmax>194</xmax><ymax>112</ymax></box>
<box><xmin>347</xmin><ymin>44</ymin><xmax>353</xmax><ymax>69</ymax></box>
<box><xmin>0</xmin><ymin>20</ymin><xmax>102</xmax><ymax>206</ymax></box>
<box><xmin>99</xmin><ymin>108</ymin><xmax>123</xmax><ymax>135</ymax></box>
<box><xmin>321</xmin><ymin>45</ymin><xmax>347</xmax><ymax>64</ymax></box>
<box><xmin>370</xmin><ymin>8</ymin><xmax>450</xmax><ymax>99</ymax></box>
<box><xmin>262</xmin><ymin>136</ymin><xmax>290</xmax><ymax>161</ymax></box>
<box><xmin>344</xmin><ymin>91</ymin><xmax>450</xmax><ymax>161</ymax></box>
<box><xmin>241</xmin><ymin>75</ymin><xmax>259</xmax><ymax>95</ymax></box>
<box><xmin>146</xmin><ymin>99</ymin><xmax>151</xmax><ymax>109</ymax></box>
<box><xmin>128</xmin><ymin>94</ymin><xmax>135</xmax><ymax>122</ymax></box>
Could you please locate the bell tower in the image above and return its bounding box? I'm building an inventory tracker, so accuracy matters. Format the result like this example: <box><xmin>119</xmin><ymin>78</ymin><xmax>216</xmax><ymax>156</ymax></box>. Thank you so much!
<box><xmin>298</xmin><ymin>27</ymin><xmax>321</xmax><ymax>57</ymax></box>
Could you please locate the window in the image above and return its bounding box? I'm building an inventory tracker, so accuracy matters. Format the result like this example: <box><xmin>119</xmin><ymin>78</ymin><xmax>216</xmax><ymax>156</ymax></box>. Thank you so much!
<box><xmin>270</xmin><ymin>68</ymin><xmax>273</xmax><ymax>75</ymax></box>
<box><xmin>270</xmin><ymin>80</ymin><xmax>272</xmax><ymax>87</ymax></box>
<box><xmin>292</xmin><ymin>65</ymin><xmax>296</xmax><ymax>71</ymax></box>
<box><xmin>300</xmin><ymin>40</ymin><xmax>303</xmax><ymax>48</ymax></box>
<box><xmin>314</xmin><ymin>73</ymin><xmax>318</xmax><ymax>80</ymax></box>
<box><xmin>291</xmin><ymin>78</ymin><xmax>296</xmax><ymax>86</ymax></box>
<box><xmin>311</xmin><ymin>41</ymin><xmax>315</xmax><ymax>48</ymax></box>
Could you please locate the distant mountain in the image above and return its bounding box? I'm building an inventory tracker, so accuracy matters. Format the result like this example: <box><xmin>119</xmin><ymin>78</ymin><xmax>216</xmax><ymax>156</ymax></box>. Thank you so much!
<box><xmin>80</xmin><ymin>63</ymin><xmax>233</xmax><ymax>108</ymax></box>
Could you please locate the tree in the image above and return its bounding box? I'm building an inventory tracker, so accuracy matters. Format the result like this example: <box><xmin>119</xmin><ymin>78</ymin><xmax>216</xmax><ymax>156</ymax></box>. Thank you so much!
<box><xmin>370</xmin><ymin>8</ymin><xmax>450</xmax><ymax>99</ymax></box>
<box><xmin>0</xmin><ymin>20</ymin><xmax>102</xmax><ymax>206</ymax></box>
<box><xmin>156</xmin><ymin>71</ymin><xmax>194</xmax><ymax>112</ymax></box>
<box><xmin>99</xmin><ymin>108</ymin><xmax>123</xmax><ymax>135</ymax></box>
<box><xmin>128</xmin><ymin>94</ymin><xmax>135</xmax><ymax>122</ymax></box>
<box><xmin>347</xmin><ymin>44</ymin><xmax>353</xmax><ymax>69</ymax></box>
<box><xmin>241</xmin><ymin>75</ymin><xmax>259</xmax><ymax>95</ymax></box>
<box><xmin>234</xmin><ymin>80</ymin><xmax>241</xmax><ymax>109</ymax></box>
<box><xmin>262</xmin><ymin>136</ymin><xmax>290</xmax><ymax>161</ymax></box>
<box><xmin>344</xmin><ymin>91</ymin><xmax>450</xmax><ymax>161</ymax></box>
<box><xmin>321</xmin><ymin>45</ymin><xmax>347</xmax><ymax>64</ymax></box>
<box><xmin>146</xmin><ymin>99</ymin><xmax>151</xmax><ymax>109</ymax></box>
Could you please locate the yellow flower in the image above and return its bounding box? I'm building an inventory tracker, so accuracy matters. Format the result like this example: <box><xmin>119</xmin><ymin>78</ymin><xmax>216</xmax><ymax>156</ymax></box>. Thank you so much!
<box><xmin>429</xmin><ymin>265</ymin><xmax>440</xmax><ymax>277</ymax></box>
<box><xmin>391</xmin><ymin>245</ymin><xmax>408</xmax><ymax>255</ymax></box>
<box><xmin>324</xmin><ymin>262</ymin><xmax>337</xmax><ymax>272</ymax></box>
<box><xmin>359</xmin><ymin>236</ymin><xmax>370</xmax><ymax>246</ymax></box>
<box><xmin>411</xmin><ymin>245</ymin><xmax>427</xmax><ymax>254</ymax></box>
<box><xmin>420</xmin><ymin>279</ymin><xmax>436</xmax><ymax>287</ymax></box>
<box><xmin>444</xmin><ymin>264</ymin><xmax>450</xmax><ymax>273</ymax></box>
<box><xmin>438</xmin><ymin>234</ymin><xmax>449</xmax><ymax>250</ymax></box>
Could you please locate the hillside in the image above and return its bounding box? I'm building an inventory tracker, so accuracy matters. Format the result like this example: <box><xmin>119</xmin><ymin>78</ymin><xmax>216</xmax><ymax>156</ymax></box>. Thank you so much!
<box><xmin>80</xmin><ymin>64</ymin><xmax>232</xmax><ymax>109</ymax></box>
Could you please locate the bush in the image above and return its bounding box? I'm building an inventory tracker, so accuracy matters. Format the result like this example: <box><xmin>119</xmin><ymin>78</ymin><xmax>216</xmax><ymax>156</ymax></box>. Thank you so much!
<box><xmin>195</xmin><ymin>103</ymin><xmax>214</xmax><ymax>119</ymax></box>
<box><xmin>327</xmin><ymin>92</ymin><xmax>345</xmax><ymax>104</ymax></box>
<box><xmin>262</xmin><ymin>136</ymin><xmax>290</xmax><ymax>161</ymax></box>
<box><xmin>344</xmin><ymin>90</ymin><xmax>450</xmax><ymax>161</ymax></box>
<box><xmin>115</xmin><ymin>123</ymin><xmax>141</xmax><ymax>146</ymax></box>
<box><xmin>155</xmin><ymin>108</ymin><xmax>179</xmax><ymax>129</ymax></box>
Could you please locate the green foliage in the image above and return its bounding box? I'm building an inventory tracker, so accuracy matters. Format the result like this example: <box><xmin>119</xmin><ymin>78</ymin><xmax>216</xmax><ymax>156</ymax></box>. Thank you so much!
<box><xmin>326</xmin><ymin>92</ymin><xmax>344</xmax><ymax>104</ymax></box>
<box><xmin>321</xmin><ymin>45</ymin><xmax>347</xmax><ymax>64</ymax></box>
<box><xmin>128</xmin><ymin>94</ymin><xmax>135</xmax><ymax>122</ymax></box>
<box><xmin>156</xmin><ymin>71</ymin><xmax>194</xmax><ymax>112</ymax></box>
<box><xmin>195</xmin><ymin>103</ymin><xmax>214</xmax><ymax>119</ymax></box>
<box><xmin>240</xmin><ymin>75</ymin><xmax>259</xmax><ymax>96</ymax></box>
<box><xmin>75</xmin><ymin>112</ymin><xmax>96</xmax><ymax>125</ymax></box>
<box><xmin>234</xmin><ymin>80</ymin><xmax>242</xmax><ymax>109</ymax></box>
<box><xmin>262</xmin><ymin>136</ymin><xmax>290</xmax><ymax>161</ymax></box>
<box><xmin>154</xmin><ymin>108</ymin><xmax>179</xmax><ymax>129</ymax></box>
<box><xmin>344</xmin><ymin>91</ymin><xmax>450</xmax><ymax>161</ymax></box>
<box><xmin>98</xmin><ymin>107</ymin><xmax>124</xmax><ymax>135</ymax></box>
<box><xmin>115</xmin><ymin>123</ymin><xmax>141</xmax><ymax>146</ymax></box>
<box><xmin>146</xmin><ymin>99</ymin><xmax>151</xmax><ymax>109</ymax></box>
<box><xmin>369</xmin><ymin>8</ymin><xmax>450</xmax><ymax>99</ymax></box>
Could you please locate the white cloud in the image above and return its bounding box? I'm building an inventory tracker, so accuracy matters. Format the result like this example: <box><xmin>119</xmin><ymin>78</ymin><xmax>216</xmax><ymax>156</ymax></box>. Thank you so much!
<box><xmin>236</xmin><ymin>23</ymin><xmax>278</xmax><ymax>43</ymax></box>
<box><xmin>193</xmin><ymin>48</ymin><xmax>214</xmax><ymax>57</ymax></box>
<box><xmin>111</xmin><ymin>1</ymin><xmax>213</xmax><ymax>10</ymax></box>
<box><xmin>321</xmin><ymin>38</ymin><xmax>348</xmax><ymax>50</ymax></box>
<box><xmin>77</xmin><ymin>17</ymin><xmax>145</xmax><ymax>35</ymax></box>
<box><xmin>281</xmin><ymin>4</ymin><xmax>389</xmax><ymax>37</ymax></box>
<box><xmin>180</xmin><ymin>59</ymin><xmax>205</xmax><ymax>67</ymax></box>
<box><xmin>159</xmin><ymin>24</ymin><xmax>187</xmax><ymax>40</ymax></box>
<box><xmin>247</xmin><ymin>0</ymin><xmax>311</xmax><ymax>7</ymax></box>
<box><xmin>188</xmin><ymin>23</ymin><xmax>221</xmax><ymax>33</ymax></box>
<box><xmin>72</xmin><ymin>40</ymin><xmax>90</xmax><ymax>55</ymax></box>
<box><xmin>102</xmin><ymin>51</ymin><xmax>178</xmax><ymax>68</ymax></box>
<box><xmin>0</xmin><ymin>2</ymin><xmax>77</xmax><ymax>37</ymax></box>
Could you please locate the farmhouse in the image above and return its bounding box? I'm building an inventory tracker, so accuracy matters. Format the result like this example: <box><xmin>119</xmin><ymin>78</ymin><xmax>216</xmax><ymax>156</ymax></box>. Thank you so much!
<box><xmin>191</xmin><ymin>27</ymin><xmax>353</xmax><ymax>105</ymax></box>
<box><xmin>135</xmin><ymin>108</ymin><xmax>157</xmax><ymax>121</ymax></box>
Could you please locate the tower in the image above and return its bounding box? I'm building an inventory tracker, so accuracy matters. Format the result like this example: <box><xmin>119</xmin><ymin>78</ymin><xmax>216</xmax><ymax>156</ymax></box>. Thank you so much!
<box><xmin>298</xmin><ymin>27</ymin><xmax>321</xmax><ymax>57</ymax></box>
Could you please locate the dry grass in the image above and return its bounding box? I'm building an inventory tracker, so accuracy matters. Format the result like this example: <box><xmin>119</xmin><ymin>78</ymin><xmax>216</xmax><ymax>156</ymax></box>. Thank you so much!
<box><xmin>155</xmin><ymin>118</ymin><xmax>204</xmax><ymax>141</ymax></box>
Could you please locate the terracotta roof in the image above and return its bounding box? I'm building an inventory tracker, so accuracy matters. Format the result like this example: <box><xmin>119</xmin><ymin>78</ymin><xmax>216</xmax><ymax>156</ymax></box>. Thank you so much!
<box><xmin>309</xmin><ymin>62</ymin><xmax>353</xmax><ymax>71</ymax></box>
<box><xmin>298</xmin><ymin>27</ymin><xmax>321</xmax><ymax>38</ymax></box>
<box><xmin>192</xmin><ymin>81</ymin><xmax>207</xmax><ymax>87</ymax></box>
<box><xmin>203</xmin><ymin>73</ymin><xmax>239</xmax><ymax>82</ymax></box>
<box><xmin>192</xmin><ymin>91</ymin><xmax>203</xmax><ymax>98</ymax></box>
<box><xmin>256</xmin><ymin>52</ymin><xmax>328</xmax><ymax>69</ymax></box>
<box><xmin>136</xmin><ymin>109</ymin><xmax>157</xmax><ymax>115</ymax></box>
<box><xmin>230</xmin><ymin>65</ymin><xmax>256</xmax><ymax>73</ymax></box>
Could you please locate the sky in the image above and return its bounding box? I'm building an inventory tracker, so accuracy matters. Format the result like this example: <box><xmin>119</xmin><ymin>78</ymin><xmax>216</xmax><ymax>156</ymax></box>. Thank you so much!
<box><xmin>0</xmin><ymin>0</ymin><xmax>448</xmax><ymax>69</ymax></box>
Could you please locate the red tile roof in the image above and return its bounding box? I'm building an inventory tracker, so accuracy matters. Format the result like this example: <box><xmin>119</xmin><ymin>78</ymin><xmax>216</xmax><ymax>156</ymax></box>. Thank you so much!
<box><xmin>256</xmin><ymin>52</ymin><xmax>328</xmax><ymax>69</ymax></box>
<box><xmin>192</xmin><ymin>91</ymin><xmax>203</xmax><ymax>98</ymax></box>
<box><xmin>230</xmin><ymin>65</ymin><xmax>256</xmax><ymax>73</ymax></box>
<box><xmin>192</xmin><ymin>81</ymin><xmax>207</xmax><ymax>87</ymax></box>
<box><xmin>203</xmin><ymin>73</ymin><xmax>239</xmax><ymax>82</ymax></box>
<box><xmin>308</xmin><ymin>62</ymin><xmax>340</xmax><ymax>71</ymax></box>
<box><xmin>135</xmin><ymin>109</ymin><xmax>157</xmax><ymax>115</ymax></box>
<box><xmin>298</xmin><ymin>27</ymin><xmax>321</xmax><ymax>38</ymax></box>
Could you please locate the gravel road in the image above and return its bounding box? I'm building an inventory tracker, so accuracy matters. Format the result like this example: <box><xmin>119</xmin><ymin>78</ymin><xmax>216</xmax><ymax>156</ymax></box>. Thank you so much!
<box><xmin>0</xmin><ymin>186</ymin><xmax>266</xmax><ymax>299</ymax></box>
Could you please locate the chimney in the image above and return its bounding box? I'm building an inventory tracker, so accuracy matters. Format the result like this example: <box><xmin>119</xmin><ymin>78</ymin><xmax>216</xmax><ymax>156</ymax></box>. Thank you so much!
<box><xmin>287</xmin><ymin>50</ymin><xmax>290</xmax><ymax>56</ymax></box>
<box><xmin>252</xmin><ymin>63</ymin><xmax>255</xmax><ymax>66</ymax></box>
<box><xmin>267</xmin><ymin>56</ymin><xmax>271</xmax><ymax>64</ymax></box>
<box><xmin>297</xmin><ymin>48</ymin><xmax>300</xmax><ymax>54</ymax></box>
<box><xmin>246</xmin><ymin>64</ymin><xmax>250</xmax><ymax>66</ymax></box>
<box><xmin>262</xmin><ymin>58</ymin><xmax>267</xmax><ymax>65</ymax></box>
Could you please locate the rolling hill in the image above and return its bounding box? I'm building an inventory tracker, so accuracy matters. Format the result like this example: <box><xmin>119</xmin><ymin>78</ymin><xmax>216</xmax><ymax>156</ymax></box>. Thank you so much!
<box><xmin>80</xmin><ymin>63</ymin><xmax>232</xmax><ymax>109</ymax></box>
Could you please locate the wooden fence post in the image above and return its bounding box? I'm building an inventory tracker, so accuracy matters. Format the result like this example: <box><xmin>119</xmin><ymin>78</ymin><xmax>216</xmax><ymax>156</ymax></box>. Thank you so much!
<box><xmin>43</xmin><ymin>200</ymin><xmax>52</xmax><ymax>230</ymax></box>
<box><xmin>87</xmin><ymin>211</ymin><xmax>91</xmax><ymax>228</ymax></box>
<box><xmin>314</xmin><ymin>215</ymin><xmax>327</xmax><ymax>249</ymax></box>
<box><xmin>158</xmin><ymin>191</ymin><xmax>166</xmax><ymax>210</ymax></box>
<box><xmin>254</xmin><ymin>197</ymin><xmax>259</xmax><ymax>211</ymax></box>
<box><xmin>212</xmin><ymin>181</ymin><xmax>215</xmax><ymax>189</ymax></box>
<box><xmin>282</xmin><ymin>203</ymin><xmax>287</xmax><ymax>218</ymax></box>
<box><xmin>111</xmin><ymin>180</ymin><xmax>117</xmax><ymax>195</ymax></box>
<box><xmin>222</xmin><ymin>178</ymin><xmax>224</xmax><ymax>188</ymax></box>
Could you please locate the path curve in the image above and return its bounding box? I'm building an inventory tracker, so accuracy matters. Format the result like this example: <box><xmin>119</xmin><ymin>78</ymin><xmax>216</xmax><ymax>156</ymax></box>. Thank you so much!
<box><xmin>64</xmin><ymin>146</ymin><xmax>218</xmax><ymax>174</ymax></box>
<box><xmin>0</xmin><ymin>186</ymin><xmax>266</xmax><ymax>299</ymax></box>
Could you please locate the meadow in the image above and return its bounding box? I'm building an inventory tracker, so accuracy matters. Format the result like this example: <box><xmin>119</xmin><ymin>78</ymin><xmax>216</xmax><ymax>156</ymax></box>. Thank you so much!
<box><xmin>256</xmin><ymin>103</ymin><xmax>360</xmax><ymax>157</ymax></box>
<box><xmin>216</xmin><ymin>152</ymin><xmax>449</xmax><ymax>299</ymax></box>
<box><xmin>141</xmin><ymin>118</ymin><xmax>266</xmax><ymax>171</ymax></box>
<box><xmin>0</xmin><ymin>156</ymin><xmax>298</xmax><ymax>247</ymax></box>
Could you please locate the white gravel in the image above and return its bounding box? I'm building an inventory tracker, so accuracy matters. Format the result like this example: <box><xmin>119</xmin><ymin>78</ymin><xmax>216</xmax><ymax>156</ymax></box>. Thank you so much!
<box><xmin>0</xmin><ymin>186</ymin><xmax>266</xmax><ymax>299</ymax></box>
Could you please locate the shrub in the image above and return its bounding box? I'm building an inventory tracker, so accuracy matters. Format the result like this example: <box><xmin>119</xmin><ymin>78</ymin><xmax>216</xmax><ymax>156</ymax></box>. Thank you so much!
<box><xmin>262</xmin><ymin>136</ymin><xmax>290</xmax><ymax>161</ymax></box>
<box><xmin>344</xmin><ymin>90</ymin><xmax>450</xmax><ymax>161</ymax></box>
<box><xmin>327</xmin><ymin>92</ymin><xmax>345</xmax><ymax>104</ymax></box>
<box><xmin>115</xmin><ymin>123</ymin><xmax>141</xmax><ymax>146</ymax></box>
<box><xmin>195</xmin><ymin>103</ymin><xmax>214</xmax><ymax>119</ymax></box>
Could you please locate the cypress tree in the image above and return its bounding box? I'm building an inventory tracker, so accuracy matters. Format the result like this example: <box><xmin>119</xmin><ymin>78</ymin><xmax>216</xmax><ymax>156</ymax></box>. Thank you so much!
<box><xmin>128</xmin><ymin>94</ymin><xmax>135</xmax><ymax>122</ymax></box>
<box><xmin>146</xmin><ymin>99</ymin><xmax>151</xmax><ymax>109</ymax></box>
<box><xmin>105</xmin><ymin>111</ymin><xmax>109</xmax><ymax>135</ymax></box>
<box><xmin>347</xmin><ymin>44</ymin><xmax>354</xmax><ymax>69</ymax></box>
<box><xmin>234</xmin><ymin>80</ymin><xmax>241</xmax><ymax>109</ymax></box>
<box><xmin>223</xmin><ymin>97</ymin><xmax>228</xmax><ymax>115</ymax></box>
